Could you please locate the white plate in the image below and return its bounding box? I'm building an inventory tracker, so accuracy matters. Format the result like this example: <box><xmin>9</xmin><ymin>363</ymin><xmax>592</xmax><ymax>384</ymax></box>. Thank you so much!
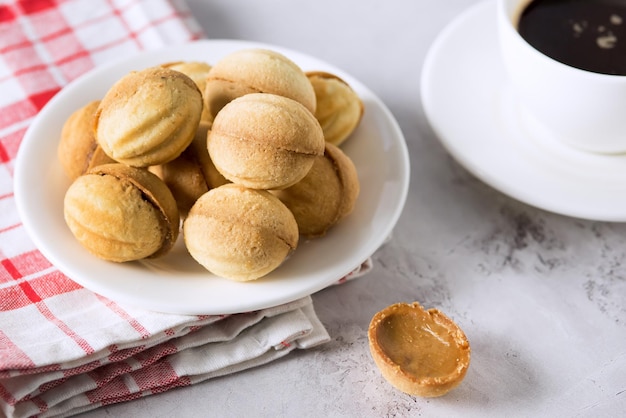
<box><xmin>14</xmin><ymin>39</ymin><xmax>410</xmax><ymax>315</ymax></box>
<box><xmin>421</xmin><ymin>0</ymin><xmax>626</xmax><ymax>222</ymax></box>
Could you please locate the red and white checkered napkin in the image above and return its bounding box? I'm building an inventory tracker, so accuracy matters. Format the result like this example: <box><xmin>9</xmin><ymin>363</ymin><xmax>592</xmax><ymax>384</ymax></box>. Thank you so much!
<box><xmin>0</xmin><ymin>1</ymin><xmax>373</xmax><ymax>417</ymax></box>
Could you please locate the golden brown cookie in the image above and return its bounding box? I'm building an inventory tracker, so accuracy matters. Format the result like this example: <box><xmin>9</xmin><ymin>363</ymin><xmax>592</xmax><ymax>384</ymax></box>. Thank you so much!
<box><xmin>204</xmin><ymin>48</ymin><xmax>316</xmax><ymax>119</ymax></box>
<box><xmin>190</xmin><ymin>121</ymin><xmax>229</xmax><ymax>190</ymax></box>
<box><xmin>208</xmin><ymin>93</ymin><xmax>325</xmax><ymax>190</ymax></box>
<box><xmin>161</xmin><ymin>60</ymin><xmax>213</xmax><ymax>123</ymax></box>
<box><xmin>183</xmin><ymin>184</ymin><xmax>298</xmax><ymax>281</ymax></box>
<box><xmin>151</xmin><ymin>121</ymin><xmax>228</xmax><ymax>215</ymax></box>
<box><xmin>58</xmin><ymin>100</ymin><xmax>115</xmax><ymax>180</ymax></box>
<box><xmin>150</xmin><ymin>122</ymin><xmax>210</xmax><ymax>216</ymax></box>
<box><xmin>94</xmin><ymin>66</ymin><xmax>203</xmax><ymax>167</ymax></box>
<box><xmin>64</xmin><ymin>163</ymin><xmax>180</xmax><ymax>262</ymax></box>
<box><xmin>307</xmin><ymin>71</ymin><xmax>364</xmax><ymax>146</ymax></box>
<box><xmin>272</xmin><ymin>142</ymin><xmax>359</xmax><ymax>237</ymax></box>
<box><xmin>368</xmin><ymin>302</ymin><xmax>470</xmax><ymax>397</ymax></box>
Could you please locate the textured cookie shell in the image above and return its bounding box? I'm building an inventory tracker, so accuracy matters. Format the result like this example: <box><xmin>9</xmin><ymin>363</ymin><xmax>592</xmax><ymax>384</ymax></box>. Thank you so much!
<box><xmin>208</xmin><ymin>93</ymin><xmax>325</xmax><ymax>190</ymax></box>
<box><xmin>307</xmin><ymin>71</ymin><xmax>364</xmax><ymax>146</ymax></box>
<box><xmin>183</xmin><ymin>184</ymin><xmax>298</xmax><ymax>281</ymax></box>
<box><xmin>58</xmin><ymin>100</ymin><xmax>115</xmax><ymax>180</ymax></box>
<box><xmin>187</xmin><ymin>121</ymin><xmax>229</xmax><ymax>190</ymax></box>
<box><xmin>151</xmin><ymin>122</ymin><xmax>212</xmax><ymax>216</ymax></box>
<box><xmin>204</xmin><ymin>48</ymin><xmax>316</xmax><ymax>118</ymax></box>
<box><xmin>368</xmin><ymin>302</ymin><xmax>471</xmax><ymax>398</ymax></box>
<box><xmin>94</xmin><ymin>66</ymin><xmax>203</xmax><ymax>167</ymax></box>
<box><xmin>161</xmin><ymin>60</ymin><xmax>213</xmax><ymax>123</ymax></box>
<box><xmin>273</xmin><ymin>142</ymin><xmax>359</xmax><ymax>237</ymax></box>
<box><xmin>64</xmin><ymin>163</ymin><xmax>180</xmax><ymax>262</ymax></box>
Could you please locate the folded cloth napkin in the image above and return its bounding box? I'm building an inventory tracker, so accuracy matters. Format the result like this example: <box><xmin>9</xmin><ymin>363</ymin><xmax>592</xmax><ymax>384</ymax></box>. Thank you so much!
<box><xmin>0</xmin><ymin>1</ymin><xmax>373</xmax><ymax>417</ymax></box>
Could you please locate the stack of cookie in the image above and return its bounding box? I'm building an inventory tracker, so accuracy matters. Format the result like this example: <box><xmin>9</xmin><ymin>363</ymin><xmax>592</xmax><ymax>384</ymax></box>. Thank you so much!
<box><xmin>59</xmin><ymin>48</ymin><xmax>363</xmax><ymax>281</ymax></box>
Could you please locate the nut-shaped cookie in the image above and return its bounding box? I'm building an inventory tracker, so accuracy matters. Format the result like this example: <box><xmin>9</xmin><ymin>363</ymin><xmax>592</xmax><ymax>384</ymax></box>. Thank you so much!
<box><xmin>197</xmin><ymin>135</ymin><xmax>230</xmax><ymax>192</ymax></box>
<box><xmin>368</xmin><ymin>302</ymin><xmax>470</xmax><ymax>397</ymax></box>
<box><xmin>183</xmin><ymin>184</ymin><xmax>298</xmax><ymax>281</ymax></box>
<box><xmin>307</xmin><ymin>71</ymin><xmax>364</xmax><ymax>146</ymax></box>
<box><xmin>151</xmin><ymin>122</ymin><xmax>228</xmax><ymax>215</ymax></box>
<box><xmin>161</xmin><ymin>61</ymin><xmax>213</xmax><ymax>123</ymax></box>
<box><xmin>208</xmin><ymin>93</ymin><xmax>325</xmax><ymax>190</ymax></box>
<box><xmin>64</xmin><ymin>163</ymin><xmax>180</xmax><ymax>262</ymax></box>
<box><xmin>58</xmin><ymin>100</ymin><xmax>115</xmax><ymax>180</ymax></box>
<box><xmin>204</xmin><ymin>48</ymin><xmax>316</xmax><ymax>118</ymax></box>
<box><xmin>94</xmin><ymin>66</ymin><xmax>203</xmax><ymax>167</ymax></box>
<box><xmin>272</xmin><ymin>142</ymin><xmax>359</xmax><ymax>237</ymax></box>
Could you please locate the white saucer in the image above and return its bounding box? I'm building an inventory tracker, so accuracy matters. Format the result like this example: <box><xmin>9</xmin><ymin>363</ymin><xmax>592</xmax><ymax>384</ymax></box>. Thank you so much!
<box><xmin>14</xmin><ymin>39</ymin><xmax>410</xmax><ymax>315</ymax></box>
<box><xmin>421</xmin><ymin>0</ymin><xmax>626</xmax><ymax>222</ymax></box>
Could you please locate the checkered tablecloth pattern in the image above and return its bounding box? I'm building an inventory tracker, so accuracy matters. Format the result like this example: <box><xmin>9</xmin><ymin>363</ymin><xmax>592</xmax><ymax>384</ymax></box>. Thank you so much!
<box><xmin>0</xmin><ymin>1</ymin><xmax>373</xmax><ymax>417</ymax></box>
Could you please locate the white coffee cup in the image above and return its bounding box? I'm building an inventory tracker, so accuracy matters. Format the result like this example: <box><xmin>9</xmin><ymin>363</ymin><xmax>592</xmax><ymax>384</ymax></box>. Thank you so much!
<box><xmin>497</xmin><ymin>0</ymin><xmax>626</xmax><ymax>154</ymax></box>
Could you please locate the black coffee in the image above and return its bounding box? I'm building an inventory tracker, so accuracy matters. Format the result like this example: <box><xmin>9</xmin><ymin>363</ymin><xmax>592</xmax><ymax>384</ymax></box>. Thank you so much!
<box><xmin>518</xmin><ymin>0</ymin><xmax>626</xmax><ymax>75</ymax></box>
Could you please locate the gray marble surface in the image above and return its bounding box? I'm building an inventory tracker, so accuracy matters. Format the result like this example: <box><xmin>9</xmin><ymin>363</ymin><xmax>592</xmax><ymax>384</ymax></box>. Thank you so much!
<box><xmin>82</xmin><ymin>0</ymin><xmax>626</xmax><ymax>416</ymax></box>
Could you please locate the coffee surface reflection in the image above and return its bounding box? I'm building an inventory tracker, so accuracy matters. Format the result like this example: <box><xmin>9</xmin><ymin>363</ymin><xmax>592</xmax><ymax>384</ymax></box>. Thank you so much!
<box><xmin>518</xmin><ymin>0</ymin><xmax>626</xmax><ymax>75</ymax></box>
